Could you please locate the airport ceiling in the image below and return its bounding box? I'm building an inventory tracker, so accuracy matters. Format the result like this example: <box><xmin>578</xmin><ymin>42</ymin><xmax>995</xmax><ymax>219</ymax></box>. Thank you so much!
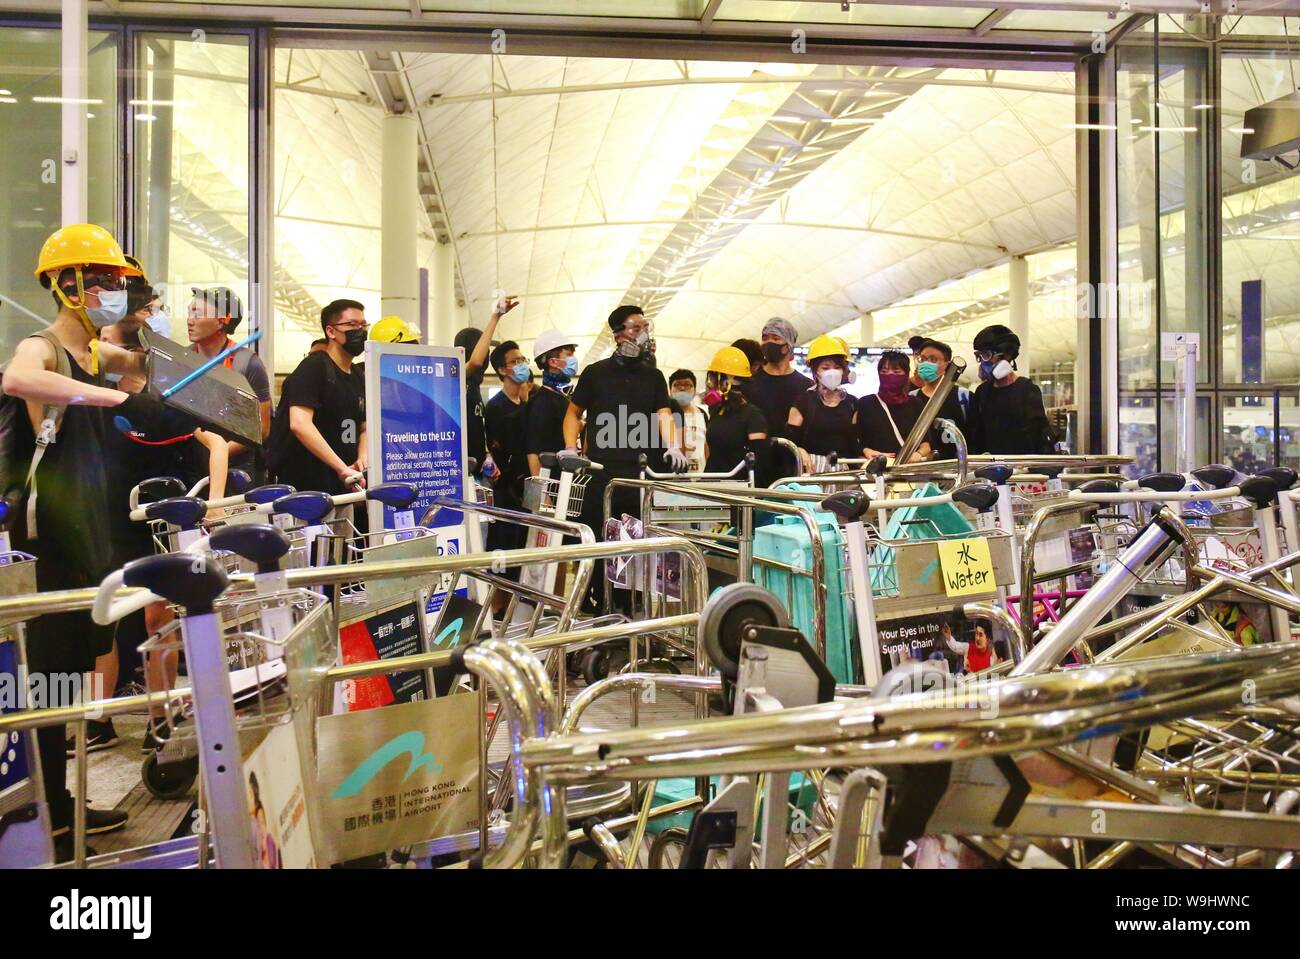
<box><xmin>63</xmin><ymin>0</ymin><xmax>1300</xmax><ymax>374</ymax></box>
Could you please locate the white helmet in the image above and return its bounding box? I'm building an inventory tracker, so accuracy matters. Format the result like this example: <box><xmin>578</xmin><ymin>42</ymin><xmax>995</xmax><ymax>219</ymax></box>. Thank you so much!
<box><xmin>533</xmin><ymin>328</ymin><xmax>578</xmax><ymax>365</ymax></box>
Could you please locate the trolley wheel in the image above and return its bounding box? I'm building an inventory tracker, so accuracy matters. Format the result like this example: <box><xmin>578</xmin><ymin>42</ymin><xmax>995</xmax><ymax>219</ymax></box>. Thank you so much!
<box><xmin>698</xmin><ymin>583</ymin><xmax>790</xmax><ymax>681</ymax></box>
<box><xmin>141</xmin><ymin>753</ymin><xmax>198</xmax><ymax>801</ymax></box>
<box><xmin>581</xmin><ymin>646</ymin><xmax>631</xmax><ymax>685</ymax></box>
<box><xmin>648</xmin><ymin>827</ymin><xmax>691</xmax><ymax>869</ymax></box>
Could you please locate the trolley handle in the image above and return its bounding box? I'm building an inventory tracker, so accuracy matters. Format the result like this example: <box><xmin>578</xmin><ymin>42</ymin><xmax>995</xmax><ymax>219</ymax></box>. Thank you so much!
<box><xmin>556</xmin><ymin>452</ymin><xmax>602</xmax><ymax>473</ymax></box>
<box><xmin>92</xmin><ymin>568</ymin><xmax>162</xmax><ymax>626</ymax></box>
<box><xmin>1067</xmin><ymin>485</ymin><xmax>1240</xmax><ymax>504</ymax></box>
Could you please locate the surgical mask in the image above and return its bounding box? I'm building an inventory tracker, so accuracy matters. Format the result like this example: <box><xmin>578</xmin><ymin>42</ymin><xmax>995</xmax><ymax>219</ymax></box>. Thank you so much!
<box><xmin>341</xmin><ymin>328</ymin><xmax>367</xmax><ymax>357</ymax></box>
<box><xmin>672</xmin><ymin>390</ymin><xmax>695</xmax><ymax>408</ymax></box>
<box><xmin>85</xmin><ymin>289</ymin><xmax>129</xmax><ymax>329</ymax></box>
<box><xmin>917</xmin><ymin>361</ymin><xmax>940</xmax><ymax>383</ymax></box>
<box><xmin>762</xmin><ymin>342</ymin><xmax>786</xmax><ymax>365</ymax></box>
<box><xmin>511</xmin><ymin>362</ymin><xmax>530</xmax><ymax>384</ymax></box>
<box><xmin>563</xmin><ymin>356</ymin><xmax>579</xmax><ymax>377</ymax></box>
<box><xmin>817</xmin><ymin>368</ymin><xmax>843</xmax><ymax>391</ymax></box>
<box><xmin>105</xmin><ymin>371</ymin><xmax>123</xmax><ymax>385</ymax></box>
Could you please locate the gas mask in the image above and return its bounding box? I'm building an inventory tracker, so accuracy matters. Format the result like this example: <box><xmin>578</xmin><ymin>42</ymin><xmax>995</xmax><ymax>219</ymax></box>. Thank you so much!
<box><xmin>978</xmin><ymin>357</ymin><xmax>1014</xmax><ymax>382</ymax></box>
<box><xmin>616</xmin><ymin>327</ymin><xmax>653</xmax><ymax>362</ymax></box>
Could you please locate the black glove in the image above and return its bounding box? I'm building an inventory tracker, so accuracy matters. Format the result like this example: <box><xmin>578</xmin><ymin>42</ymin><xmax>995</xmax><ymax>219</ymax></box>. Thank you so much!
<box><xmin>114</xmin><ymin>391</ymin><xmax>168</xmax><ymax>437</ymax></box>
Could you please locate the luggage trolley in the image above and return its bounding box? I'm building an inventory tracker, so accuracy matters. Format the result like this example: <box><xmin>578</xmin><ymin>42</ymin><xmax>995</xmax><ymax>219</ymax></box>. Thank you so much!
<box><xmin>0</xmin><ymin>545</ymin><xmax>49</xmax><ymax>868</ymax></box>
<box><xmin>521</xmin><ymin>452</ymin><xmax>602</xmax><ymax>597</ymax></box>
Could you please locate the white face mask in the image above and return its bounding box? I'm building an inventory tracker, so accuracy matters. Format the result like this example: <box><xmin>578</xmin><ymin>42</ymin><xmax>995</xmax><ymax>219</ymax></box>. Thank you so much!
<box><xmin>817</xmin><ymin>368</ymin><xmax>843</xmax><ymax>391</ymax></box>
<box><xmin>86</xmin><ymin>289</ymin><xmax>129</xmax><ymax>329</ymax></box>
<box><xmin>992</xmin><ymin>358</ymin><xmax>1014</xmax><ymax>380</ymax></box>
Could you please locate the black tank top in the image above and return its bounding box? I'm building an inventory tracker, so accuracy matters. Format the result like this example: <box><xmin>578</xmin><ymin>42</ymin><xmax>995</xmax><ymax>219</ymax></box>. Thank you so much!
<box><xmin>13</xmin><ymin>346</ymin><xmax>114</xmax><ymax>591</ymax></box>
<box><xmin>796</xmin><ymin>390</ymin><xmax>858</xmax><ymax>460</ymax></box>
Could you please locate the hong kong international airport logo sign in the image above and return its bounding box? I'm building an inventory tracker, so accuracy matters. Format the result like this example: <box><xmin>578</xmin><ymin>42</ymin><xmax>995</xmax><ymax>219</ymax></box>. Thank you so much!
<box><xmin>316</xmin><ymin>694</ymin><xmax>480</xmax><ymax>861</ymax></box>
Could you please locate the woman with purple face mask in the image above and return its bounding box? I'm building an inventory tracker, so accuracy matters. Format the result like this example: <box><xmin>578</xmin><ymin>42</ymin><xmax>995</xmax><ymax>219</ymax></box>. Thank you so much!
<box><xmin>857</xmin><ymin>349</ymin><xmax>933</xmax><ymax>462</ymax></box>
<box><xmin>786</xmin><ymin>334</ymin><xmax>859</xmax><ymax>473</ymax></box>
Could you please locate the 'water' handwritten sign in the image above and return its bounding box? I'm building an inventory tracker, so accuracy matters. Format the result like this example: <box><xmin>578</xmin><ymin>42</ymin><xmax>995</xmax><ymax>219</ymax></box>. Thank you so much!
<box><xmin>936</xmin><ymin>537</ymin><xmax>996</xmax><ymax>597</ymax></box>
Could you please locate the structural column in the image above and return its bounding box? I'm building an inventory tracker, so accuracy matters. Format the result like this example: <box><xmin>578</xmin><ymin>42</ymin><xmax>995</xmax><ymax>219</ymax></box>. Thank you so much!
<box><xmin>1008</xmin><ymin>254</ymin><xmax>1029</xmax><ymax>376</ymax></box>
<box><xmin>61</xmin><ymin>0</ymin><xmax>89</xmax><ymax>224</ymax></box>
<box><xmin>859</xmin><ymin>311</ymin><xmax>874</xmax><ymax>346</ymax></box>
<box><xmin>381</xmin><ymin>113</ymin><xmax>418</xmax><ymax>324</ymax></box>
<box><xmin>431</xmin><ymin>238</ymin><xmax>457</xmax><ymax>347</ymax></box>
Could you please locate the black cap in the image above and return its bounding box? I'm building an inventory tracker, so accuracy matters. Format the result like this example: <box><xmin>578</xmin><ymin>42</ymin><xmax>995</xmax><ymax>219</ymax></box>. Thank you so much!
<box><xmin>907</xmin><ymin>335</ymin><xmax>926</xmax><ymax>353</ymax></box>
<box><xmin>972</xmin><ymin>323</ymin><xmax>1019</xmax><ymax>358</ymax></box>
<box><xmin>191</xmin><ymin>286</ymin><xmax>243</xmax><ymax>333</ymax></box>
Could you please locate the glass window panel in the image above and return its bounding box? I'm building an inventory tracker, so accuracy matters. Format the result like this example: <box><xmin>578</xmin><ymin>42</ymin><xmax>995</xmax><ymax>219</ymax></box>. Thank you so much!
<box><xmin>994</xmin><ymin>11</ymin><xmax>1121</xmax><ymax>33</ymax></box>
<box><xmin>132</xmin><ymin>32</ymin><xmax>250</xmax><ymax>333</ymax></box>
<box><xmin>1118</xmin><ymin>392</ymin><xmax>1210</xmax><ymax>477</ymax></box>
<box><xmin>1117</xmin><ymin>40</ymin><xmax>1210</xmax><ymax>390</ymax></box>
<box><xmin>1220</xmin><ymin>54</ymin><xmax>1300</xmax><ymax>386</ymax></box>
<box><xmin>1222</xmin><ymin>393</ymin><xmax>1300</xmax><ymax>472</ymax></box>
<box><xmin>716</xmin><ymin>1</ymin><xmax>989</xmax><ymax>29</ymax></box>
<box><xmin>418</xmin><ymin>0</ymin><xmax>701</xmax><ymax>14</ymax></box>
<box><xmin>0</xmin><ymin>26</ymin><xmax>118</xmax><ymax>359</ymax></box>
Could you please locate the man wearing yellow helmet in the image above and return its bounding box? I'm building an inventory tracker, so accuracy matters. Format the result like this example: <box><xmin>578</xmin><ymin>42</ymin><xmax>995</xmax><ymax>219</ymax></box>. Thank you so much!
<box><xmin>0</xmin><ymin>224</ymin><xmax>170</xmax><ymax>852</ymax></box>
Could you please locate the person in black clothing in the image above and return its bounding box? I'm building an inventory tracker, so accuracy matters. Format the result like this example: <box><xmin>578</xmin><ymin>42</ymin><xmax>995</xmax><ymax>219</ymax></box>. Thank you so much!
<box><xmin>565</xmin><ymin>305</ymin><xmax>683</xmax><ymax>608</ymax></box>
<box><xmin>786</xmin><ymin>334</ymin><xmax>858</xmax><ymax>471</ymax></box>
<box><xmin>484</xmin><ymin>340</ymin><xmax>531</xmax><ymax>583</ymax></box>
<box><xmin>453</xmin><ymin>295</ymin><xmax>518</xmax><ymax>478</ymax></box>
<box><xmin>702</xmin><ymin>346</ymin><xmax>767</xmax><ymax>474</ymax></box>
<box><xmin>857</xmin><ymin>350</ymin><xmax>933</xmax><ymax>462</ymax></box>
<box><xmin>746</xmin><ymin>317</ymin><xmax>812</xmax><ymax>438</ymax></box>
<box><xmin>269</xmin><ymin>298</ymin><xmax>367</xmax><ymax>495</ymax></box>
<box><xmin>4</xmin><ymin>224</ymin><xmax>177</xmax><ymax>852</ymax></box>
<box><xmin>525</xmin><ymin>327</ymin><xmax>579</xmax><ymax>476</ymax></box>
<box><xmin>730</xmin><ymin>337</ymin><xmax>763</xmax><ymax>376</ymax></box>
<box><xmin>966</xmin><ymin>324</ymin><xmax>1056</xmax><ymax>456</ymax></box>
<box><xmin>910</xmin><ymin>338</ymin><xmax>970</xmax><ymax>461</ymax></box>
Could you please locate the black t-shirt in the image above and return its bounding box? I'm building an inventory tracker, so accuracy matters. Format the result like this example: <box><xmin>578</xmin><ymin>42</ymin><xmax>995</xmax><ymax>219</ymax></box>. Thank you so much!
<box><xmin>525</xmin><ymin>385</ymin><xmax>571</xmax><ymax>460</ymax></box>
<box><xmin>466</xmin><ymin>378</ymin><xmax>486</xmax><ymax>469</ymax></box>
<box><xmin>484</xmin><ymin>389</ymin><xmax>528</xmax><ymax>504</ymax></box>
<box><xmin>705</xmin><ymin>401</ymin><xmax>767</xmax><ymax>474</ymax></box>
<box><xmin>857</xmin><ymin>393</ymin><xmax>930</xmax><ymax>456</ymax></box>
<box><xmin>570</xmin><ymin>356</ymin><xmax>670</xmax><ymax>465</ymax></box>
<box><xmin>747</xmin><ymin>368</ymin><xmax>812</xmax><ymax>438</ymax></box>
<box><xmin>793</xmin><ymin>390</ymin><xmax>858</xmax><ymax>460</ymax></box>
<box><xmin>910</xmin><ymin>386</ymin><xmax>969</xmax><ymax>460</ymax></box>
<box><xmin>967</xmin><ymin>377</ymin><xmax>1053</xmax><ymax>456</ymax></box>
<box><xmin>273</xmin><ymin>350</ymin><xmax>365</xmax><ymax>495</ymax></box>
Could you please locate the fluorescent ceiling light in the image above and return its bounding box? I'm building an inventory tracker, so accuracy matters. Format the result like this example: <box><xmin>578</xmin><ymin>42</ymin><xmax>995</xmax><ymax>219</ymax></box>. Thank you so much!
<box><xmin>129</xmin><ymin>99</ymin><xmax>188</xmax><ymax>107</ymax></box>
<box><xmin>135</xmin><ymin>113</ymin><xmax>157</xmax><ymax>122</ymax></box>
<box><xmin>1230</xmin><ymin>126</ymin><xmax>1255</xmax><ymax>135</ymax></box>
<box><xmin>1070</xmin><ymin>123</ymin><xmax>1118</xmax><ymax>130</ymax></box>
<box><xmin>0</xmin><ymin>97</ymin><xmax>16</xmax><ymax>104</ymax></box>
<box><xmin>1139</xmin><ymin>125</ymin><xmax>1197</xmax><ymax>133</ymax></box>
<box><xmin>31</xmin><ymin>96</ymin><xmax>102</xmax><ymax>104</ymax></box>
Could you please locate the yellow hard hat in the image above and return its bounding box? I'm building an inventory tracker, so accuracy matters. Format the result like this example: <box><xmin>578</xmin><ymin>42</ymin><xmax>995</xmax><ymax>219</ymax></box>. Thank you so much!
<box><xmin>806</xmin><ymin>333</ymin><xmax>850</xmax><ymax>365</ymax></box>
<box><xmin>707</xmin><ymin>346</ymin><xmax>752</xmax><ymax>379</ymax></box>
<box><xmin>122</xmin><ymin>253</ymin><xmax>147</xmax><ymax>280</ymax></box>
<box><xmin>370</xmin><ymin>315</ymin><xmax>419</xmax><ymax>344</ymax></box>
<box><xmin>35</xmin><ymin>223</ymin><xmax>130</xmax><ymax>285</ymax></box>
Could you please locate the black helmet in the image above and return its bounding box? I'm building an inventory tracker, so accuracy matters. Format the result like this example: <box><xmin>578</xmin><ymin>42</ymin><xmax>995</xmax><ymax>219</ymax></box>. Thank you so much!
<box><xmin>972</xmin><ymin>323</ymin><xmax>1019</xmax><ymax>358</ymax></box>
